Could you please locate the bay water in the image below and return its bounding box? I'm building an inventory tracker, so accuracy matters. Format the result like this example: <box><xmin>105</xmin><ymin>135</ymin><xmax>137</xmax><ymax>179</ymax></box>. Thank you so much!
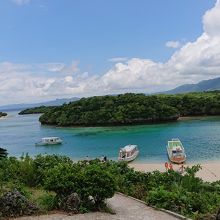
<box><xmin>1</xmin><ymin>111</ymin><xmax>220</xmax><ymax>163</ymax></box>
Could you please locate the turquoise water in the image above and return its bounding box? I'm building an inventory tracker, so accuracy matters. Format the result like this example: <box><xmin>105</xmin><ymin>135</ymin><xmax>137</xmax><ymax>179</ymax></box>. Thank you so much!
<box><xmin>1</xmin><ymin>111</ymin><xmax>220</xmax><ymax>162</ymax></box>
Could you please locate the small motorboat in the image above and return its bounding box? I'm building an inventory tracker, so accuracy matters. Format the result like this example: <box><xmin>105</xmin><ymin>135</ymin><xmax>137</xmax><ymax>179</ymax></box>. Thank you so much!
<box><xmin>167</xmin><ymin>138</ymin><xmax>186</xmax><ymax>164</ymax></box>
<box><xmin>35</xmin><ymin>137</ymin><xmax>63</xmax><ymax>146</ymax></box>
<box><xmin>118</xmin><ymin>144</ymin><xmax>139</xmax><ymax>162</ymax></box>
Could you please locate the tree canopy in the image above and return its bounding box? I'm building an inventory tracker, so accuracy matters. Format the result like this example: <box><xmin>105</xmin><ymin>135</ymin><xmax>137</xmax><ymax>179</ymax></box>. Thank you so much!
<box><xmin>0</xmin><ymin>148</ymin><xmax>7</xmax><ymax>159</ymax></box>
<box><xmin>18</xmin><ymin>106</ymin><xmax>56</xmax><ymax>115</ymax></box>
<box><xmin>38</xmin><ymin>91</ymin><xmax>220</xmax><ymax>126</ymax></box>
<box><xmin>0</xmin><ymin>112</ymin><xmax>7</xmax><ymax>118</ymax></box>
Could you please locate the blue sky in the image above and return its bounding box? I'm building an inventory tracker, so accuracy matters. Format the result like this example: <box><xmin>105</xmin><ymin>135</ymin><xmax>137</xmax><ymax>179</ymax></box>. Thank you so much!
<box><xmin>0</xmin><ymin>0</ymin><xmax>215</xmax><ymax>74</ymax></box>
<box><xmin>0</xmin><ymin>0</ymin><xmax>219</xmax><ymax>104</ymax></box>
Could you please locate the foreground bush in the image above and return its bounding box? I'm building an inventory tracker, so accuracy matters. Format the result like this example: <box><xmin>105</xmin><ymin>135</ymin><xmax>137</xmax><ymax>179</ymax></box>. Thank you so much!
<box><xmin>44</xmin><ymin>162</ymin><xmax>117</xmax><ymax>210</ymax></box>
<box><xmin>0</xmin><ymin>154</ymin><xmax>220</xmax><ymax>219</ymax></box>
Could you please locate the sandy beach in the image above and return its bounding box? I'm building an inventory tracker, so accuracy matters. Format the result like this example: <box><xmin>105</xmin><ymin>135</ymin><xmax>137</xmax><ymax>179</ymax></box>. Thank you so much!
<box><xmin>129</xmin><ymin>161</ymin><xmax>220</xmax><ymax>182</ymax></box>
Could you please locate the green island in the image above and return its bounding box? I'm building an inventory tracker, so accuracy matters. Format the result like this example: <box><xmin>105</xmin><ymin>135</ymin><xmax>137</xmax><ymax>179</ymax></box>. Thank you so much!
<box><xmin>0</xmin><ymin>112</ymin><xmax>7</xmax><ymax>118</ymax></box>
<box><xmin>38</xmin><ymin>91</ymin><xmax>220</xmax><ymax>126</ymax></box>
<box><xmin>0</xmin><ymin>154</ymin><xmax>220</xmax><ymax>219</ymax></box>
<box><xmin>19</xmin><ymin>106</ymin><xmax>56</xmax><ymax>115</ymax></box>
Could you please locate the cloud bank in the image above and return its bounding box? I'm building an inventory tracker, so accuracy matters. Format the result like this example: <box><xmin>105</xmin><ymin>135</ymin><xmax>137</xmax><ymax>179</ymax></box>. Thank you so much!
<box><xmin>1</xmin><ymin>0</ymin><xmax>220</xmax><ymax>105</ymax></box>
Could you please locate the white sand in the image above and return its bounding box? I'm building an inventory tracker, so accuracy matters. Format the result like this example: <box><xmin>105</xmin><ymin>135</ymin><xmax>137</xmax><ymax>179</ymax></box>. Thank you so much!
<box><xmin>129</xmin><ymin>161</ymin><xmax>220</xmax><ymax>182</ymax></box>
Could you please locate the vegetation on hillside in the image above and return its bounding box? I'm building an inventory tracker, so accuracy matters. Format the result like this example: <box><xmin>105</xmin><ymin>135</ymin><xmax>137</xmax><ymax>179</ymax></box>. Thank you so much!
<box><xmin>0</xmin><ymin>154</ymin><xmax>220</xmax><ymax>219</ymax></box>
<box><xmin>39</xmin><ymin>91</ymin><xmax>220</xmax><ymax>126</ymax></box>
<box><xmin>0</xmin><ymin>112</ymin><xmax>7</xmax><ymax>117</ymax></box>
<box><xmin>18</xmin><ymin>106</ymin><xmax>56</xmax><ymax>115</ymax></box>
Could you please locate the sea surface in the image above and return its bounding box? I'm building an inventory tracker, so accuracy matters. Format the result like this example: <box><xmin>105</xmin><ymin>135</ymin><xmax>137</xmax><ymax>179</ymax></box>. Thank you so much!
<box><xmin>1</xmin><ymin>111</ymin><xmax>220</xmax><ymax>163</ymax></box>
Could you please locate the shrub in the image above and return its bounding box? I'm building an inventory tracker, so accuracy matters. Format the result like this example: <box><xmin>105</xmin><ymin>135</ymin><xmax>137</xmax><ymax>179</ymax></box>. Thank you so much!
<box><xmin>78</xmin><ymin>164</ymin><xmax>117</xmax><ymax>208</ymax></box>
<box><xmin>43</xmin><ymin>162</ymin><xmax>78</xmax><ymax>198</ymax></box>
<box><xmin>36</xmin><ymin>193</ymin><xmax>57</xmax><ymax>211</ymax></box>
<box><xmin>43</xmin><ymin>161</ymin><xmax>117</xmax><ymax>210</ymax></box>
<box><xmin>33</xmin><ymin>154</ymin><xmax>73</xmax><ymax>186</ymax></box>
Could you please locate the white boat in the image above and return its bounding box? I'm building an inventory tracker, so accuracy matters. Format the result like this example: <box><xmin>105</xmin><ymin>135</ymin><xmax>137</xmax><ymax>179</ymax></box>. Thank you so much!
<box><xmin>118</xmin><ymin>145</ymin><xmax>139</xmax><ymax>162</ymax></box>
<box><xmin>35</xmin><ymin>137</ymin><xmax>63</xmax><ymax>146</ymax></box>
<box><xmin>167</xmin><ymin>138</ymin><xmax>186</xmax><ymax>164</ymax></box>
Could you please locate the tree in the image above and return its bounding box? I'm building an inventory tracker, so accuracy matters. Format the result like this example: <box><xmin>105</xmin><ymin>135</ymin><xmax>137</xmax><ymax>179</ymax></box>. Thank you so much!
<box><xmin>0</xmin><ymin>148</ymin><xmax>7</xmax><ymax>159</ymax></box>
<box><xmin>79</xmin><ymin>164</ymin><xmax>117</xmax><ymax>208</ymax></box>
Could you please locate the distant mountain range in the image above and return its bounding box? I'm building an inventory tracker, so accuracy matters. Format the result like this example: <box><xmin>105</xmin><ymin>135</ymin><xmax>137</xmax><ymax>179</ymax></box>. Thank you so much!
<box><xmin>1</xmin><ymin>77</ymin><xmax>220</xmax><ymax>111</ymax></box>
<box><xmin>0</xmin><ymin>97</ymin><xmax>79</xmax><ymax>111</ymax></box>
<box><xmin>165</xmin><ymin>77</ymin><xmax>220</xmax><ymax>94</ymax></box>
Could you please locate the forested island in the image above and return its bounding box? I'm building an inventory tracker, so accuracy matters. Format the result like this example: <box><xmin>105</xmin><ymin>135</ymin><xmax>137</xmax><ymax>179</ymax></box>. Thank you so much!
<box><xmin>38</xmin><ymin>91</ymin><xmax>220</xmax><ymax>126</ymax></box>
<box><xmin>18</xmin><ymin>106</ymin><xmax>56</xmax><ymax>115</ymax></box>
<box><xmin>0</xmin><ymin>112</ymin><xmax>7</xmax><ymax>118</ymax></box>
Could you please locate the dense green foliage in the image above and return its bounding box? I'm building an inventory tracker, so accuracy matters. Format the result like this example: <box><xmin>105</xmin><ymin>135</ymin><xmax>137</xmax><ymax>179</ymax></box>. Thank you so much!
<box><xmin>39</xmin><ymin>93</ymin><xmax>179</xmax><ymax>126</ymax></box>
<box><xmin>0</xmin><ymin>154</ymin><xmax>220</xmax><ymax>219</ymax></box>
<box><xmin>18</xmin><ymin>106</ymin><xmax>56</xmax><ymax>115</ymax></box>
<box><xmin>0</xmin><ymin>155</ymin><xmax>117</xmax><ymax>216</ymax></box>
<box><xmin>0</xmin><ymin>112</ymin><xmax>7</xmax><ymax>117</ymax></box>
<box><xmin>39</xmin><ymin>91</ymin><xmax>220</xmax><ymax>126</ymax></box>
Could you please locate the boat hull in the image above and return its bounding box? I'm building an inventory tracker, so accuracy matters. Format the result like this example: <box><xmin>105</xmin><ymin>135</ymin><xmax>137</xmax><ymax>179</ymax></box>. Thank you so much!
<box><xmin>167</xmin><ymin>147</ymin><xmax>186</xmax><ymax>164</ymax></box>
<box><xmin>118</xmin><ymin>150</ymin><xmax>139</xmax><ymax>162</ymax></box>
<box><xmin>35</xmin><ymin>141</ymin><xmax>62</xmax><ymax>146</ymax></box>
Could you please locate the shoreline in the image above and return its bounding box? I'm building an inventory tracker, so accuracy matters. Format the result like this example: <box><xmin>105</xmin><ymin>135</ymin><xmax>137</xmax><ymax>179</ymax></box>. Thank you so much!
<box><xmin>129</xmin><ymin>161</ymin><xmax>220</xmax><ymax>182</ymax></box>
<box><xmin>178</xmin><ymin>115</ymin><xmax>220</xmax><ymax>121</ymax></box>
<box><xmin>0</xmin><ymin>116</ymin><xmax>8</xmax><ymax>120</ymax></box>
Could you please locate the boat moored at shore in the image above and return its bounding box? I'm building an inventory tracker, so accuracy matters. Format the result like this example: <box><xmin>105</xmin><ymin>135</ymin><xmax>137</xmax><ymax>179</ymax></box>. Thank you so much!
<box><xmin>118</xmin><ymin>145</ymin><xmax>139</xmax><ymax>162</ymax></box>
<box><xmin>167</xmin><ymin>138</ymin><xmax>186</xmax><ymax>164</ymax></box>
<box><xmin>35</xmin><ymin>137</ymin><xmax>63</xmax><ymax>146</ymax></box>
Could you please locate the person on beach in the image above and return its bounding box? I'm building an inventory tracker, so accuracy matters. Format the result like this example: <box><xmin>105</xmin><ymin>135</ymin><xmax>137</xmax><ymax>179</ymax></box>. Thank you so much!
<box><xmin>165</xmin><ymin>162</ymin><xmax>169</xmax><ymax>171</ymax></box>
<box><xmin>179</xmin><ymin>164</ymin><xmax>185</xmax><ymax>174</ymax></box>
<box><xmin>169</xmin><ymin>163</ymin><xmax>173</xmax><ymax>170</ymax></box>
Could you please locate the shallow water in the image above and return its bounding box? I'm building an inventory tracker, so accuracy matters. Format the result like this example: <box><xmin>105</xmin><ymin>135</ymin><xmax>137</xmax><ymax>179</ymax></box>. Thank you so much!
<box><xmin>1</xmin><ymin>111</ymin><xmax>220</xmax><ymax>162</ymax></box>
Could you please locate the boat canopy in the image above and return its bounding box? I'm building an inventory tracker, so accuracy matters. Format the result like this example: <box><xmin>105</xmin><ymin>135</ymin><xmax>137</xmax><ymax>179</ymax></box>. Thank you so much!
<box><xmin>120</xmin><ymin>145</ymin><xmax>137</xmax><ymax>153</ymax></box>
<box><xmin>41</xmin><ymin>137</ymin><xmax>61</xmax><ymax>142</ymax></box>
<box><xmin>168</xmin><ymin>139</ymin><xmax>183</xmax><ymax>148</ymax></box>
<box><xmin>42</xmin><ymin>137</ymin><xmax>60</xmax><ymax>140</ymax></box>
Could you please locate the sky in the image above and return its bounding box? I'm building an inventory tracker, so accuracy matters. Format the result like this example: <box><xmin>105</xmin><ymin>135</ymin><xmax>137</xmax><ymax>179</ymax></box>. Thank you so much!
<box><xmin>0</xmin><ymin>0</ymin><xmax>220</xmax><ymax>105</ymax></box>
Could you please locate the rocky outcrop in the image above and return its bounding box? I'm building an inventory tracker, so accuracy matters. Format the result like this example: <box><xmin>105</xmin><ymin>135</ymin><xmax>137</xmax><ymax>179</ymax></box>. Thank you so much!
<box><xmin>63</xmin><ymin>193</ymin><xmax>81</xmax><ymax>213</ymax></box>
<box><xmin>0</xmin><ymin>189</ymin><xmax>38</xmax><ymax>218</ymax></box>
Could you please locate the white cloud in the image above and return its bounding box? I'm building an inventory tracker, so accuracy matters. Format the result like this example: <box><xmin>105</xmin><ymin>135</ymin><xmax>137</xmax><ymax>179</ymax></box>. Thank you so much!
<box><xmin>59</xmin><ymin>61</ymin><xmax>79</xmax><ymax>74</ymax></box>
<box><xmin>1</xmin><ymin>0</ymin><xmax>220</xmax><ymax>105</ymax></box>
<box><xmin>108</xmin><ymin>57</ymin><xmax>128</xmax><ymax>62</ymax></box>
<box><xmin>100</xmin><ymin>0</ymin><xmax>220</xmax><ymax>93</ymax></box>
<box><xmin>165</xmin><ymin>41</ymin><xmax>181</xmax><ymax>48</ymax></box>
<box><xmin>12</xmin><ymin>0</ymin><xmax>30</xmax><ymax>5</ymax></box>
<box><xmin>203</xmin><ymin>0</ymin><xmax>220</xmax><ymax>36</ymax></box>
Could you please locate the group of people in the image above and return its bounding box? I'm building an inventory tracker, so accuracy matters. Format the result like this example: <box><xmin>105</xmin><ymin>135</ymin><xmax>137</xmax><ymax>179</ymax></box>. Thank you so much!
<box><xmin>101</xmin><ymin>155</ymin><xmax>107</xmax><ymax>162</ymax></box>
<box><xmin>164</xmin><ymin>162</ymin><xmax>185</xmax><ymax>174</ymax></box>
<box><xmin>164</xmin><ymin>162</ymin><xmax>173</xmax><ymax>171</ymax></box>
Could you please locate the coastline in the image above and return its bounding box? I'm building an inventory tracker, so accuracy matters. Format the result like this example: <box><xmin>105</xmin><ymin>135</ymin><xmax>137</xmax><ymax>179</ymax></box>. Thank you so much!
<box><xmin>129</xmin><ymin>161</ymin><xmax>220</xmax><ymax>182</ymax></box>
<box><xmin>0</xmin><ymin>116</ymin><xmax>8</xmax><ymax>120</ymax></box>
<box><xmin>178</xmin><ymin>115</ymin><xmax>220</xmax><ymax>121</ymax></box>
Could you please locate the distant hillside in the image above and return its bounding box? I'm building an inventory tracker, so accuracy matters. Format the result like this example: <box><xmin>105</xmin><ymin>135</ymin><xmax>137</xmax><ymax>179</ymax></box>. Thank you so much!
<box><xmin>0</xmin><ymin>97</ymin><xmax>79</xmax><ymax>111</ymax></box>
<box><xmin>165</xmin><ymin>77</ymin><xmax>220</xmax><ymax>94</ymax></box>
